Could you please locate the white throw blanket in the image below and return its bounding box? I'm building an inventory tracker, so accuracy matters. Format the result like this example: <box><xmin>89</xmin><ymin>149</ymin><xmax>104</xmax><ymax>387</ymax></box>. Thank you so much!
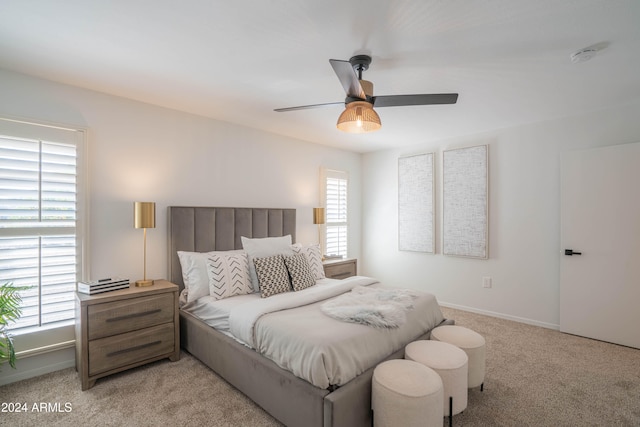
<box><xmin>320</xmin><ymin>286</ymin><xmax>421</xmax><ymax>328</ymax></box>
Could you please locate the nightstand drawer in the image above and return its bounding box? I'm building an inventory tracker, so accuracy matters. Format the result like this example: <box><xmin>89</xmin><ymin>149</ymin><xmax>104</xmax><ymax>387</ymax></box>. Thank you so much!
<box><xmin>88</xmin><ymin>293</ymin><xmax>174</xmax><ymax>340</ymax></box>
<box><xmin>88</xmin><ymin>323</ymin><xmax>175</xmax><ymax>376</ymax></box>
<box><xmin>324</xmin><ymin>258</ymin><xmax>357</xmax><ymax>279</ymax></box>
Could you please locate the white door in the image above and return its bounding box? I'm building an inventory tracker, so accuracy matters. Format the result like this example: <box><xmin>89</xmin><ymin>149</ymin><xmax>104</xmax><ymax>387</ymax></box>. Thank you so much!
<box><xmin>560</xmin><ymin>142</ymin><xmax>640</xmax><ymax>349</ymax></box>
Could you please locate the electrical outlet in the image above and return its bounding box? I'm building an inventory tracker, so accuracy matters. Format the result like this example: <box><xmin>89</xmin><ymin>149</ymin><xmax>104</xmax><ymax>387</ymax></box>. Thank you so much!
<box><xmin>482</xmin><ymin>277</ymin><xmax>492</xmax><ymax>288</ymax></box>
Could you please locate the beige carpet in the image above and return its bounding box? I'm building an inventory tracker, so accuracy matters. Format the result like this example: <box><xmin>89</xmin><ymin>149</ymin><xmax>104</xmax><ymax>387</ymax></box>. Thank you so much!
<box><xmin>1</xmin><ymin>307</ymin><xmax>639</xmax><ymax>426</ymax></box>
<box><xmin>441</xmin><ymin>307</ymin><xmax>640</xmax><ymax>426</ymax></box>
<box><xmin>0</xmin><ymin>350</ymin><xmax>281</xmax><ymax>427</ymax></box>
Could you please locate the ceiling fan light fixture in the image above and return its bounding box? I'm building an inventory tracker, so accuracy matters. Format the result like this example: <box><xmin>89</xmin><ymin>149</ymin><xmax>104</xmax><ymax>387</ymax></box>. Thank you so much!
<box><xmin>336</xmin><ymin>101</ymin><xmax>381</xmax><ymax>133</ymax></box>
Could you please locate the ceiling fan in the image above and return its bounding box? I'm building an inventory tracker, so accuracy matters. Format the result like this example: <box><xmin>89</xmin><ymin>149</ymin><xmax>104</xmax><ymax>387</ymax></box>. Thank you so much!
<box><xmin>274</xmin><ymin>54</ymin><xmax>458</xmax><ymax>133</ymax></box>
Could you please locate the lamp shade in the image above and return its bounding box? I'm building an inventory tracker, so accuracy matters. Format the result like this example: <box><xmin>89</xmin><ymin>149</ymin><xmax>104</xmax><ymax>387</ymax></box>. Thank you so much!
<box><xmin>336</xmin><ymin>101</ymin><xmax>381</xmax><ymax>133</ymax></box>
<box><xmin>134</xmin><ymin>202</ymin><xmax>156</xmax><ymax>229</ymax></box>
<box><xmin>313</xmin><ymin>207</ymin><xmax>325</xmax><ymax>225</ymax></box>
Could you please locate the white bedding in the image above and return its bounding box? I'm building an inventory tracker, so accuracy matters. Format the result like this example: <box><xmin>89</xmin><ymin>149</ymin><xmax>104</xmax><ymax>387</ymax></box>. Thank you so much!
<box><xmin>184</xmin><ymin>276</ymin><xmax>445</xmax><ymax>389</ymax></box>
<box><xmin>183</xmin><ymin>292</ymin><xmax>259</xmax><ymax>332</ymax></box>
<box><xmin>229</xmin><ymin>276</ymin><xmax>377</xmax><ymax>346</ymax></box>
<box><xmin>182</xmin><ymin>278</ymin><xmax>340</xmax><ymax>332</ymax></box>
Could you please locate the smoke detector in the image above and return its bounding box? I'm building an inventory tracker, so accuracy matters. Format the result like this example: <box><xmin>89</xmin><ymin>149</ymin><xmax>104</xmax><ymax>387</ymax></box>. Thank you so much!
<box><xmin>570</xmin><ymin>48</ymin><xmax>598</xmax><ymax>64</ymax></box>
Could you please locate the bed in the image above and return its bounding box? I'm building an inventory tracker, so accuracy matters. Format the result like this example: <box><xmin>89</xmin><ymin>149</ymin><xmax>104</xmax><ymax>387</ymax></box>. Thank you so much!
<box><xmin>168</xmin><ymin>206</ymin><xmax>451</xmax><ymax>427</ymax></box>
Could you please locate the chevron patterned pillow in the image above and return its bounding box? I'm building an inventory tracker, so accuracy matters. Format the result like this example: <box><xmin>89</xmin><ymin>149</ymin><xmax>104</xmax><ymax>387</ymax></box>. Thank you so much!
<box><xmin>206</xmin><ymin>251</ymin><xmax>253</xmax><ymax>300</ymax></box>
<box><xmin>291</xmin><ymin>243</ymin><xmax>326</xmax><ymax>280</ymax></box>
<box><xmin>254</xmin><ymin>255</ymin><xmax>292</xmax><ymax>298</ymax></box>
<box><xmin>284</xmin><ymin>254</ymin><xmax>316</xmax><ymax>291</ymax></box>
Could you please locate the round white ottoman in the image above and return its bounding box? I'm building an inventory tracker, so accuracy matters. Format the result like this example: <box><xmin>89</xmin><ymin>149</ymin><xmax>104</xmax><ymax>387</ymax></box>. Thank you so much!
<box><xmin>372</xmin><ymin>359</ymin><xmax>444</xmax><ymax>427</ymax></box>
<box><xmin>431</xmin><ymin>325</ymin><xmax>486</xmax><ymax>390</ymax></box>
<box><xmin>405</xmin><ymin>340</ymin><xmax>468</xmax><ymax>419</ymax></box>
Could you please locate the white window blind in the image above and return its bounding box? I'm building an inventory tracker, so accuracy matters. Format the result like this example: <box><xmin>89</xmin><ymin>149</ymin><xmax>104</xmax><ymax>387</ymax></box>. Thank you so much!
<box><xmin>323</xmin><ymin>169</ymin><xmax>348</xmax><ymax>258</ymax></box>
<box><xmin>0</xmin><ymin>118</ymin><xmax>85</xmax><ymax>332</ymax></box>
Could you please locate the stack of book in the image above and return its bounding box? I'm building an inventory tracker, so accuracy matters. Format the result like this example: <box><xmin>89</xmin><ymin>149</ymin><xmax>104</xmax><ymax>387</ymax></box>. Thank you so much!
<box><xmin>77</xmin><ymin>278</ymin><xmax>130</xmax><ymax>295</ymax></box>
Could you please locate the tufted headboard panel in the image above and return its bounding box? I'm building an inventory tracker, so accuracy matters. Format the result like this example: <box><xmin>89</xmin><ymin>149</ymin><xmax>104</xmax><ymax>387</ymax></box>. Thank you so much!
<box><xmin>168</xmin><ymin>207</ymin><xmax>296</xmax><ymax>292</ymax></box>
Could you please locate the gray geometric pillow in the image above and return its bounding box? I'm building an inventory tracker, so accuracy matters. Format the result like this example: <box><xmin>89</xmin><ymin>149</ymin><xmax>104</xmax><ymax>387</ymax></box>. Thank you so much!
<box><xmin>253</xmin><ymin>255</ymin><xmax>291</xmax><ymax>298</ymax></box>
<box><xmin>284</xmin><ymin>254</ymin><xmax>316</xmax><ymax>291</ymax></box>
<box><xmin>241</xmin><ymin>235</ymin><xmax>294</xmax><ymax>292</ymax></box>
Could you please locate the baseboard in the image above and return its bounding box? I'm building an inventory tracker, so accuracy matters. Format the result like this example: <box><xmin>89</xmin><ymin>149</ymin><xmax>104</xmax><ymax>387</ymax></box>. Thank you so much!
<box><xmin>439</xmin><ymin>302</ymin><xmax>560</xmax><ymax>331</ymax></box>
<box><xmin>0</xmin><ymin>347</ymin><xmax>75</xmax><ymax>386</ymax></box>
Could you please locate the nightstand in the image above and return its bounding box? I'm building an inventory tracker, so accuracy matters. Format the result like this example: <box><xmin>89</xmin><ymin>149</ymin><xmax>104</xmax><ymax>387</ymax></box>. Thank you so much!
<box><xmin>323</xmin><ymin>258</ymin><xmax>357</xmax><ymax>279</ymax></box>
<box><xmin>75</xmin><ymin>280</ymin><xmax>180</xmax><ymax>390</ymax></box>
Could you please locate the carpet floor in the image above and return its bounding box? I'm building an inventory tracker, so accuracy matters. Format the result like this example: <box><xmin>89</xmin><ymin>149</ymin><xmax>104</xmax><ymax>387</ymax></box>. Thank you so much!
<box><xmin>1</xmin><ymin>306</ymin><xmax>639</xmax><ymax>426</ymax></box>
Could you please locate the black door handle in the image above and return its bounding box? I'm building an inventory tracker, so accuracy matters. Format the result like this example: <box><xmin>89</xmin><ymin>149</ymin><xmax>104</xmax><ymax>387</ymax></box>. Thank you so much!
<box><xmin>565</xmin><ymin>249</ymin><xmax>582</xmax><ymax>256</ymax></box>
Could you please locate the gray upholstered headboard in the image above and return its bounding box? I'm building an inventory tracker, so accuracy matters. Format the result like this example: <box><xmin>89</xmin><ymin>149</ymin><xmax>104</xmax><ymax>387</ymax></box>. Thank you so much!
<box><xmin>168</xmin><ymin>207</ymin><xmax>296</xmax><ymax>291</ymax></box>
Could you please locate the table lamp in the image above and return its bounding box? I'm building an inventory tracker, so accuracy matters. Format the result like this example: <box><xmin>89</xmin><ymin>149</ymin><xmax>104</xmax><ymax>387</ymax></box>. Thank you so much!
<box><xmin>313</xmin><ymin>207</ymin><xmax>325</xmax><ymax>259</ymax></box>
<box><xmin>134</xmin><ymin>202</ymin><xmax>155</xmax><ymax>287</ymax></box>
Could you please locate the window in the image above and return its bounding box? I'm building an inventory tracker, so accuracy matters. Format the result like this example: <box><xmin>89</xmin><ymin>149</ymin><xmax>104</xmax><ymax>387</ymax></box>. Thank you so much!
<box><xmin>0</xmin><ymin>118</ymin><xmax>86</xmax><ymax>332</ymax></box>
<box><xmin>322</xmin><ymin>169</ymin><xmax>348</xmax><ymax>258</ymax></box>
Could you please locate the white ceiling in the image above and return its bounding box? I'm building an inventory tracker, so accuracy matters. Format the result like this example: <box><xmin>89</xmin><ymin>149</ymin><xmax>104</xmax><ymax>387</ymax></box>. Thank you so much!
<box><xmin>1</xmin><ymin>1</ymin><xmax>639</xmax><ymax>153</ymax></box>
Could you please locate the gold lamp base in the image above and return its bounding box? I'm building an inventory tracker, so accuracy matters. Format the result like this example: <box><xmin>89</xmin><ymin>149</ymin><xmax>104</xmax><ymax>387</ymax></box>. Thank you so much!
<box><xmin>135</xmin><ymin>279</ymin><xmax>154</xmax><ymax>287</ymax></box>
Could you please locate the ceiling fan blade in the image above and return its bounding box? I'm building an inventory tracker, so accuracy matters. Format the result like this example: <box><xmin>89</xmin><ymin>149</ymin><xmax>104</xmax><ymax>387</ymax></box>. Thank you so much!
<box><xmin>274</xmin><ymin>101</ymin><xmax>344</xmax><ymax>112</ymax></box>
<box><xmin>329</xmin><ymin>59</ymin><xmax>366</xmax><ymax>99</ymax></box>
<box><xmin>372</xmin><ymin>93</ymin><xmax>458</xmax><ymax>108</ymax></box>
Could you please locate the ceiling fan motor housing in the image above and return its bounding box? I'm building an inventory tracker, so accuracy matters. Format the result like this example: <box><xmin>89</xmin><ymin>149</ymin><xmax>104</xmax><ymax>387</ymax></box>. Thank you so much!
<box><xmin>359</xmin><ymin>80</ymin><xmax>374</xmax><ymax>99</ymax></box>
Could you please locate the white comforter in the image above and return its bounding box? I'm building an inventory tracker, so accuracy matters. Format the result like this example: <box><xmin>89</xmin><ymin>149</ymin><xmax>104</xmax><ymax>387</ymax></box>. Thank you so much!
<box><xmin>227</xmin><ymin>276</ymin><xmax>445</xmax><ymax>389</ymax></box>
<box><xmin>229</xmin><ymin>276</ymin><xmax>378</xmax><ymax>346</ymax></box>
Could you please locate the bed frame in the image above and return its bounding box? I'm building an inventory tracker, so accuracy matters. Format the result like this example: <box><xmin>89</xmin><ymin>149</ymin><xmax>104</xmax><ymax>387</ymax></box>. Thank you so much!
<box><xmin>168</xmin><ymin>206</ymin><xmax>451</xmax><ymax>427</ymax></box>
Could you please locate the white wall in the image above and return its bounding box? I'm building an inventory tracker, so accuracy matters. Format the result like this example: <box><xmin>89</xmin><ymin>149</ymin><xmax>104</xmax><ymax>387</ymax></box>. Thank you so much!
<box><xmin>362</xmin><ymin>99</ymin><xmax>640</xmax><ymax>329</ymax></box>
<box><xmin>0</xmin><ymin>68</ymin><xmax>361</xmax><ymax>383</ymax></box>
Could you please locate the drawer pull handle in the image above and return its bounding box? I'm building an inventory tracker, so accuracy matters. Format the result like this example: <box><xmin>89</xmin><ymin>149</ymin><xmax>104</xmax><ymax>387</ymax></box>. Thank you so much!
<box><xmin>107</xmin><ymin>309</ymin><xmax>162</xmax><ymax>322</ymax></box>
<box><xmin>107</xmin><ymin>340</ymin><xmax>161</xmax><ymax>357</ymax></box>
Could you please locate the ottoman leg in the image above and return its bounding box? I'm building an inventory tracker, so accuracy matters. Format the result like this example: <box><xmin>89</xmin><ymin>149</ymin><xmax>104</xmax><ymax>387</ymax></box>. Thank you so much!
<box><xmin>449</xmin><ymin>397</ymin><xmax>453</xmax><ymax>427</ymax></box>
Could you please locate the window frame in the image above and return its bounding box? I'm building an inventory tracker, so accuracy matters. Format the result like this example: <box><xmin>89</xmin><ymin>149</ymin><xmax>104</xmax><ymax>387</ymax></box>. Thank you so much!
<box><xmin>0</xmin><ymin>116</ymin><xmax>88</xmax><ymax>352</ymax></box>
<box><xmin>320</xmin><ymin>168</ymin><xmax>349</xmax><ymax>258</ymax></box>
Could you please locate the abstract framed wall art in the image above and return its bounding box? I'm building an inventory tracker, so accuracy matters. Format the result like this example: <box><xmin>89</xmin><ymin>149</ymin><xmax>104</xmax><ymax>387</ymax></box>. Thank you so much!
<box><xmin>398</xmin><ymin>153</ymin><xmax>435</xmax><ymax>253</ymax></box>
<box><xmin>442</xmin><ymin>145</ymin><xmax>488</xmax><ymax>259</ymax></box>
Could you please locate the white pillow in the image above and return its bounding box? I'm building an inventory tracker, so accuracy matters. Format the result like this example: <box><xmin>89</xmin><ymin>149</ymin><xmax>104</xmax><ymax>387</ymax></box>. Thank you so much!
<box><xmin>178</xmin><ymin>250</ymin><xmax>244</xmax><ymax>303</ymax></box>
<box><xmin>291</xmin><ymin>243</ymin><xmax>325</xmax><ymax>280</ymax></box>
<box><xmin>241</xmin><ymin>235</ymin><xmax>294</xmax><ymax>292</ymax></box>
<box><xmin>207</xmin><ymin>251</ymin><xmax>253</xmax><ymax>300</ymax></box>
